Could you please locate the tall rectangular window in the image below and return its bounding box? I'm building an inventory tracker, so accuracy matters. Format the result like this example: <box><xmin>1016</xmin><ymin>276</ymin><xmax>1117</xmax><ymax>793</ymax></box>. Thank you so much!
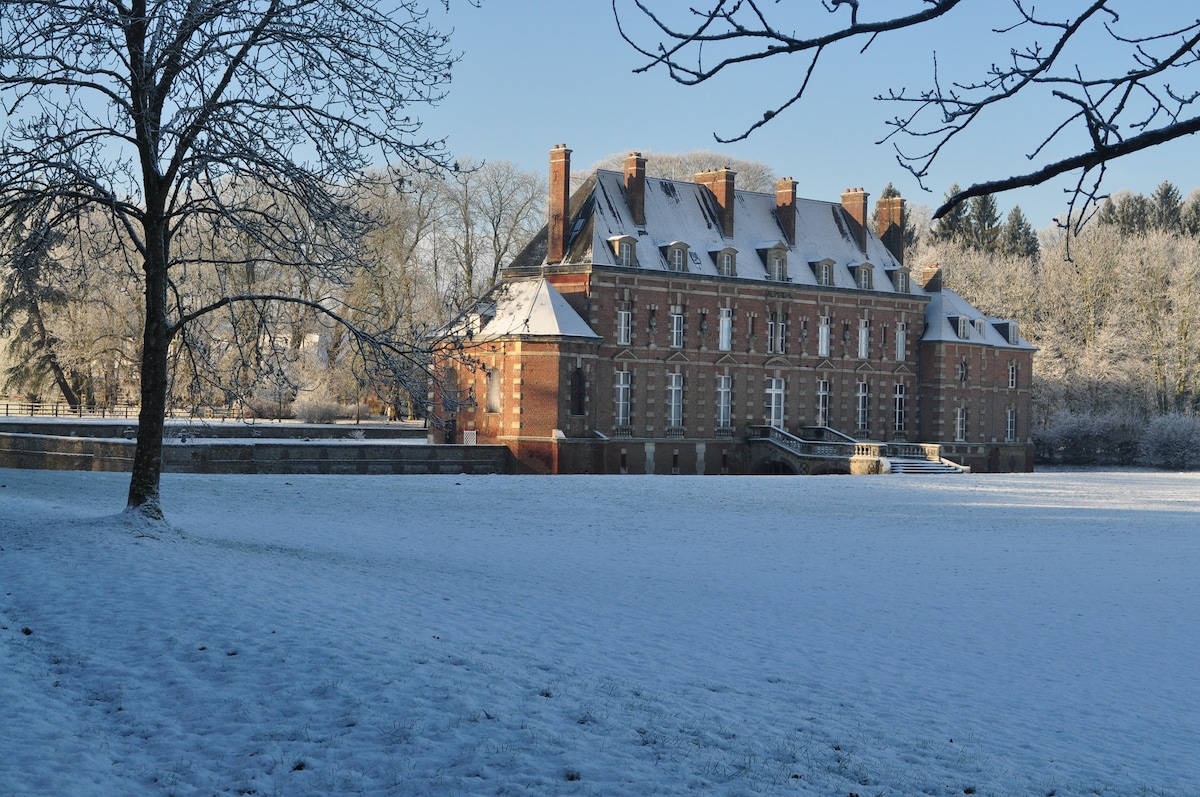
<box><xmin>616</xmin><ymin>308</ymin><xmax>632</xmax><ymax>346</ymax></box>
<box><xmin>619</xmin><ymin>241</ymin><xmax>632</xmax><ymax>267</ymax></box>
<box><xmin>858</xmin><ymin>318</ymin><xmax>870</xmax><ymax>359</ymax></box>
<box><xmin>895</xmin><ymin>322</ymin><xmax>907</xmax><ymax>362</ymax></box>
<box><xmin>856</xmin><ymin>381</ymin><xmax>870</xmax><ymax>433</ymax></box>
<box><xmin>1006</xmin><ymin>408</ymin><xmax>1017</xmax><ymax>442</ymax></box>
<box><xmin>670</xmin><ymin>248</ymin><xmax>685</xmax><ymax>271</ymax></box>
<box><xmin>818</xmin><ymin>316</ymin><xmax>831</xmax><ymax>357</ymax></box>
<box><xmin>1008</xmin><ymin>361</ymin><xmax>1018</xmax><ymax>389</ymax></box>
<box><xmin>766</xmin><ymin>377</ymin><xmax>785</xmax><ymax>428</ymax></box>
<box><xmin>716</xmin><ymin>374</ymin><xmax>732</xmax><ymax>429</ymax></box>
<box><xmin>893</xmin><ymin>383</ymin><xmax>906</xmax><ymax>433</ymax></box>
<box><xmin>769</xmin><ymin>255</ymin><xmax>786</xmax><ymax>281</ymax></box>
<box><xmin>720</xmin><ymin>252</ymin><xmax>734</xmax><ymax>276</ymax></box>
<box><xmin>767</xmin><ymin>312</ymin><xmax>787</xmax><ymax>354</ymax></box>
<box><xmin>718</xmin><ymin>307</ymin><xmax>733</xmax><ymax>351</ymax></box>
<box><xmin>670</xmin><ymin>311</ymin><xmax>684</xmax><ymax>348</ymax></box>
<box><xmin>615</xmin><ymin>370</ymin><xmax>631</xmax><ymax>427</ymax></box>
<box><xmin>955</xmin><ymin>406</ymin><xmax>968</xmax><ymax>442</ymax></box>
<box><xmin>816</xmin><ymin>379</ymin><xmax>830</xmax><ymax>427</ymax></box>
<box><xmin>667</xmin><ymin>371</ymin><xmax>683</xmax><ymax>428</ymax></box>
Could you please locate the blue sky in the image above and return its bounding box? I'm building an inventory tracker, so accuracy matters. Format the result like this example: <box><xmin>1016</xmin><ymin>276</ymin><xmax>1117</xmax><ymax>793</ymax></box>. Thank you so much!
<box><xmin>423</xmin><ymin>1</ymin><xmax>1200</xmax><ymax>229</ymax></box>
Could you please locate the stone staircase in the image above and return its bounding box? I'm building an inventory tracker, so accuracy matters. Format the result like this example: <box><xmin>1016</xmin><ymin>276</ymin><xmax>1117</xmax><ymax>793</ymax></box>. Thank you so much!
<box><xmin>887</xmin><ymin>457</ymin><xmax>965</xmax><ymax>475</ymax></box>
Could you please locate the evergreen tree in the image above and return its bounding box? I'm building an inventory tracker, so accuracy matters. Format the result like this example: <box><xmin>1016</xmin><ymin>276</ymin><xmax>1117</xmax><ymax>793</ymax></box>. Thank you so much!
<box><xmin>966</xmin><ymin>193</ymin><xmax>1002</xmax><ymax>252</ymax></box>
<box><xmin>1150</xmin><ymin>181</ymin><xmax>1183</xmax><ymax>232</ymax></box>
<box><xmin>998</xmin><ymin>206</ymin><xmax>1039</xmax><ymax>258</ymax></box>
<box><xmin>931</xmin><ymin>184</ymin><xmax>969</xmax><ymax>244</ymax></box>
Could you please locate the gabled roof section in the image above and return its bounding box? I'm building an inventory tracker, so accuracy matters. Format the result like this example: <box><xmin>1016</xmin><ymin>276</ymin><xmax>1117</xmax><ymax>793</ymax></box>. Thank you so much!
<box><xmin>475</xmin><ymin>278</ymin><xmax>599</xmax><ymax>341</ymax></box>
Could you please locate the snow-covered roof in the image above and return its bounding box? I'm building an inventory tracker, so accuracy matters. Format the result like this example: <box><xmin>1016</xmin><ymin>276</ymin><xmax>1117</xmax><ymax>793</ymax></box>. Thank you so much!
<box><xmin>923</xmin><ymin>289</ymin><xmax>1036</xmax><ymax>350</ymax></box>
<box><xmin>559</xmin><ymin>170</ymin><xmax>916</xmax><ymax>295</ymax></box>
<box><xmin>474</xmin><ymin>278</ymin><xmax>599</xmax><ymax>341</ymax></box>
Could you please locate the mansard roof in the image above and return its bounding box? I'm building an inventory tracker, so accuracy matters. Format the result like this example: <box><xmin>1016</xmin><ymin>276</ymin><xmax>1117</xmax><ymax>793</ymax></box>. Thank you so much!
<box><xmin>510</xmin><ymin>170</ymin><xmax>910</xmax><ymax>293</ymax></box>
<box><xmin>923</xmin><ymin>289</ymin><xmax>1036</xmax><ymax>350</ymax></box>
<box><xmin>473</xmin><ymin>278</ymin><xmax>599</xmax><ymax>341</ymax></box>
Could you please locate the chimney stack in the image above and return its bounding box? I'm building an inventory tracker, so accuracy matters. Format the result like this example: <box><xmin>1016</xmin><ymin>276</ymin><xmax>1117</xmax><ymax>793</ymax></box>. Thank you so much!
<box><xmin>624</xmin><ymin>152</ymin><xmax>647</xmax><ymax>227</ymax></box>
<box><xmin>695</xmin><ymin>167</ymin><xmax>736</xmax><ymax>238</ymax></box>
<box><xmin>918</xmin><ymin>263</ymin><xmax>942</xmax><ymax>292</ymax></box>
<box><xmin>875</xmin><ymin>195</ymin><xmax>906</xmax><ymax>265</ymax></box>
<box><xmin>775</xmin><ymin>177</ymin><xmax>797</xmax><ymax>244</ymax></box>
<box><xmin>840</xmin><ymin>187</ymin><xmax>869</xmax><ymax>254</ymax></box>
<box><xmin>548</xmin><ymin>144</ymin><xmax>572</xmax><ymax>263</ymax></box>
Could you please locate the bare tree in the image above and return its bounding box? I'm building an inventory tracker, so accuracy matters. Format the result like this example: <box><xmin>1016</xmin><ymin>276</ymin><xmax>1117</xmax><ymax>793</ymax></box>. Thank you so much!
<box><xmin>616</xmin><ymin>1</ymin><xmax>1200</xmax><ymax>225</ymax></box>
<box><xmin>0</xmin><ymin>0</ymin><xmax>463</xmax><ymax>519</ymax></box>
<box><xmin>589</xmin><ymin>151</ymin><xmax>777</xmax><ymax>192</ymax></box>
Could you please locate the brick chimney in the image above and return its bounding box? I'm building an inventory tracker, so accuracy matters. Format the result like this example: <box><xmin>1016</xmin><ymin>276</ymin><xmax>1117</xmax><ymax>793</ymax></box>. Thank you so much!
<box><xmin>840</xmin><ymin>187</ymin><xmax>869</xmax><ymax>254</ymax></box>
<box><xmin>695</xmin><ymin>167</ymin><xmax>736</xmax><ymax>238</ymax></box>
<box><xmin>875</xmin><ymin>195</ymin><xmax>906</xmax><ymax>265</ymax></box>
<box><xmin>624</xmin><ymin>152</ymin><xmax>647</xmax><ymax>227</ymax></box>
<box><xmin>918</xmin><ymin>263</ymin><xmax>942</xmax><ymax>292</ymax></box>
<box><xmin>548</xmin><ymin>144</ymin><xmax>572</xmax><ymax>263</ymax></box>
<box><xmin>775</xmin><ymin>177</ymin><xmax>797</xmax><ymax>244</ymax></box>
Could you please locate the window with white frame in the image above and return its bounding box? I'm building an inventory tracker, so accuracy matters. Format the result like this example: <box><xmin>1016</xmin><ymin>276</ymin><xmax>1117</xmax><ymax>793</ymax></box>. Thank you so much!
<box><xmin>895</xmin><ymin>322</ymin><xmax>907</xmax><ymax>362</ymax></box>
<box><xmin>955</xmin><ymin>406</ymin><xmax>968</xmax><ymax>441</ymax></box>
<box><xmin>766</xmin><ymin>377</ymin><xmax>786</xmax><ymax>427</ymax></box>
<box><xmin>894</xmin><ymin>383</ymin><xmax>906</xmax><ymax>433</ymax></box>
<box><xmin>1008</xmin><ymin>361</ymin><xmax>1018</xmax><ymax>389</ymax></box>
<box><xmin>894</xmin><ymin>271</ymin><xmax>908</xmax><ymax>293</ymax></box>
<box><xmin>1006</xmin><ymin>407</ymin><xmax>1017</xmax><ymax>442</ymax></box>
<box><xmin>670</xmin><ymin>309</ymin><xmax>684</xmax><ymax>348</ymax></box>
<box><xmin>857</xmin><ymin>265</ymin><xmax>872</xmax><ymax>290</ymax></box>
<box><xmin>818</xmin><ymin>315</ymin><xmax>831</xmax><ymax>357</ymax></box>
<box><xmin>957</xmin><ymin>316</ymin><xmax>971</xmax><ymax>339</ymax></box>
<box><xmin>958</xmin><ymin>360</ymin><xmax>969</xmax><ymax>383</ymax></box>
<box><xmin>856</xmin><ymin>381</ymin><xmax>869</xmax><ymax>433</ymax></box>
<box><xmin>858</xmin><ymin>318</ymin><xmax>870</xmax><ymax>359</ymax></box>
<box><xmin>769</xmin><ymin>253</ymin><xmax>787</xmax><ymax>281</ymax></box>
<box><xmin>767</xmin><ymin>311</ymin><xmax>787</xmax><ymax>354</ymax></box>
<box><xmin>615</xmin><ymin>370</ymin><xmax>631</xmax><ymax>427</ymax></box>
<box><xmin>816</xmin><ymin>379</ymin><xmax>830</xmax><ymax>427</ymax></box>
<box><xmin>616</xmin><ymin>307</ymin><xmax>632</xmax><ymax>346</ymax></box>
<box><xmin>819</xmin><ymin>261</ymin><xmax>832</xmax><ymax>286</ymax></box>
<box><xmin>667</xmin><ymin>371</ymin><xmax>683</xmax><ymax>428</ymax></box>
<box><xmin>668</xmin><ymin>246</ymin><xmax>686</xmax><ymax>272</ymax></box>
<box><xmin>718</xmin><ymin>307</ymin><xmax>733</xmax><ymax>351</ymax></box>
<box><xmin>716</xmin><ymin>374</ymin><xmax>732</xmax><ymax>429</ymax></box>
<box><xmin>619</xmin><ymin>241</ymin><xmax>633</xmax><ymax>267</ymax></box>
<box><xmin>719</xmin><ymin>251</ymin><xmax>735</xmax><ymax>277</ymax></box>
<box><xmin>974</xmin><ymin>318</ymin><xmax>987</xmax><ymax>337</ymax></box>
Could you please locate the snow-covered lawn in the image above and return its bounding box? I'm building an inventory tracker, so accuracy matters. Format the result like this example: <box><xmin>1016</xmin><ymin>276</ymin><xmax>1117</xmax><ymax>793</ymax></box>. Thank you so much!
<box><xmin>2</xmin><ymin>469</ymin><xmax>1197</xmax><ymax>796</ymax></box>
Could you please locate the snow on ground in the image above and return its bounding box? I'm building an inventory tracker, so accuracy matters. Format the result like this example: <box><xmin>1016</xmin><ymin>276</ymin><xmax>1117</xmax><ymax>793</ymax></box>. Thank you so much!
<box><xmin>1</xmin><ymin>469</ymin><xmax>1198</xmax><ymax>796</ymax></box>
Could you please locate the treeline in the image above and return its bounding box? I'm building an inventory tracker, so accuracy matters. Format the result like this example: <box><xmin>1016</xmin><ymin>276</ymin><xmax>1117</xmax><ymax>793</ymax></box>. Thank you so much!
<box><xmin>920</xmin><ymin>182</ymin><xmax>1200</xmax><ymax>467</ymax></box>
<box><xmin>0</xmin><ymin>159</ymin><xmax>545</xmax><ymax>420</ymax></box>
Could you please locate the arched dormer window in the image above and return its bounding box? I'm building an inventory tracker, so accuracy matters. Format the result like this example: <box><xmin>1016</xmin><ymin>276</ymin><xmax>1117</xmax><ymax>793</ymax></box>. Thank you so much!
<box><xmin>609</xmin><ymin>235</ymin><xmax>637</xmax><ymax>267</ymax></box>
<box><xmin>712</xmin><ymin>247</ymin><xmax>737</xmax><ymax>277</ymax></box>
<box><xmin>809</xmin><ymin>258</ymin><xmax>835</xmax><ymax>287</ymax></box>
<box><xmin>663</xmin><ymin>241</ymin><xmax>690</xmax><ymax>272</ymax></box>
<box><xmin>890</xmin><ymin>268</ymin><xmax>910</xmax><ymax>293</ymax></box>
<box><xmin>759</xmin><ymin>243</ymin><xmax>788</xmax><ymax>281</ymax></box>
<box><xmin>852</xmin><ymin>263</ymin><xmax>874</xmax><ymax>290</ymax></box>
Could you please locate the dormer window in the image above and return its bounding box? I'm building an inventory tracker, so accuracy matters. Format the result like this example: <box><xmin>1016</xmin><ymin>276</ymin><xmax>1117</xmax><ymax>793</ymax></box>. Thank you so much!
<box><xmin>891</xmin><ymin>269</ymin><xmax>909</xmax><ymax>293</ymax></box>
<box><xmin>663</xmin><ymin>242</ymin><xmax>689</xmax><ymax>272</ymax></box>
<box><xmin>957</xmin><ymin>316</ymin><xmax>971</xmax><ymax>339</ymax></box>
<box><xmin>997</xmin><ymin>320</ymin><xmax>1020</xmax><ymax>345</ymax></box>
<box><xmin>712</xmin><ymin>248</ymin><xmax>737</xmax><ymax>277</ymax></box>
<box><xmin>973</xmin><ymin>318</ymin><xmax>987</xmax><ymax>337</ymax></box>
<box><xmin>853</xmin><ymin>264</ymin><xmax>874</xmax><ymax>290</ymax></box>
<box><xmin>609</xmin><ymin>235</ymin><xmax>637</xmax><ymax>267</ymax></box>
<box><xmin>810</xmin><ymin>258</ymin><xmax>835</xmax><ymax>287</ymax></box>
<box><xmin>769</xmin><ymin>254</ymin><xmax>786</xmax><ymax>281</ymax></box>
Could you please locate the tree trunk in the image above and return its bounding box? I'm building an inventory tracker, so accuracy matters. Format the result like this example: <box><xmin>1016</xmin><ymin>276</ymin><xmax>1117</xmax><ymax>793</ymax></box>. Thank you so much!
<box><xmin>126</xmin><ymin>232</ymin><xmax>171</xmax><ymax>519</ymax></box>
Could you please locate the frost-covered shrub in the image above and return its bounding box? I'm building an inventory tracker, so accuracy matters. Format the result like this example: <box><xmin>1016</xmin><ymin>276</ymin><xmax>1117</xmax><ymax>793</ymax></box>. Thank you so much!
<box><xmin>1140</xmin><ymin>413</ymin><xmax>1200</xmax><ymax>470</ymax></box>
<box><xmin>1034</xmin><ymin>410</ymin><xmax>1144</xmax><ymax>466</ymax></box>
<box><xmin>292</xmin><ymin>397</ymin><xmax>339</xmax><ymax>424</ymax></box>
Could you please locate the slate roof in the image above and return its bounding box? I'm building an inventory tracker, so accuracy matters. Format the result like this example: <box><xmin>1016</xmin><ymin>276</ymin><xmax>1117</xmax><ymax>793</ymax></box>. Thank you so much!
<box><xmin>923</xmin><ymin>289</ymin><xmax>1036</xmax><ymax>350</ymax></box>
<box><xmin>474</xmin><ymin>278</ymin><xmax>599</xmax><ymax>341</ymax></box>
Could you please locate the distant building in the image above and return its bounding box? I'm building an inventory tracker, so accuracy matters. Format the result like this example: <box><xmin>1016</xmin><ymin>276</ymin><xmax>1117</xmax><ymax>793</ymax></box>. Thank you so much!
<box><xmin>433</xmin><ymin>146</ymin><xmax>1034</xmax><ymax>475</ymax></box>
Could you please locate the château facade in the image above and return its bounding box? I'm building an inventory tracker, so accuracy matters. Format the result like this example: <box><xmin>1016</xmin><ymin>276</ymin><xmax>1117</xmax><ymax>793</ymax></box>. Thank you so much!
<box><xmin>433</xmin><ymin>145</ymin><xmax>1034</xmax><ymax>475</ymax></box>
